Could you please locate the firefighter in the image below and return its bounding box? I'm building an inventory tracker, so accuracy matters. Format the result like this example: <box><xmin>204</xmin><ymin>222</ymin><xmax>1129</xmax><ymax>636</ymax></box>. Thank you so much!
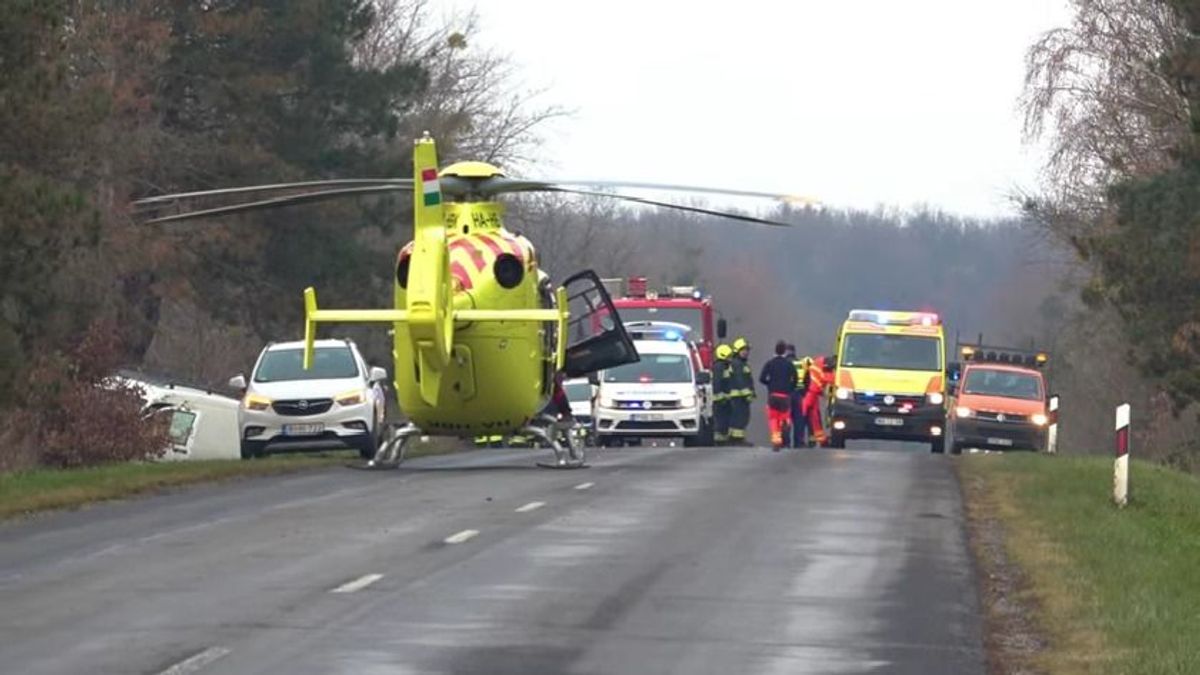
<box><xmin>727</xmin><ymin>337</ymin><xmax>755</xmax><ymax>445</ymax></box>
<box><xmin>788</xmin><ymin>345</ymin><xmax>809</xmax><ymax>449</ymax></box>
<box><xmin>760</xmin><ymin>340</ymin><xmax>799</xmax><ymax>451</ymax></box>
<box><xmin>712</xmin><ymin>343</ymin><xmax>734</xmax><ymax>444</ymax></box>
<box><xmin>801</xmin><ymin>355</ymin><xmax>830</xmax><ymax>446</ymax></box>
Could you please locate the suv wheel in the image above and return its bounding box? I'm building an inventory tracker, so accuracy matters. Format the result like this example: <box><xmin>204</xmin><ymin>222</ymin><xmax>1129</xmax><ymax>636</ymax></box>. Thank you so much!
<box><xmin>931</xmin><ymin>437</ymin><xmax>946</xmax><ymax>454</ymax></box>
<box><xmin>356</xmin><ymin>434</ymin><xmax>379</xmax><ymax>461</ymax></box>
<box><xmin>240</xmin><ymin>440</ymin><xmax>266</xmax><ymax>460</ymax></box>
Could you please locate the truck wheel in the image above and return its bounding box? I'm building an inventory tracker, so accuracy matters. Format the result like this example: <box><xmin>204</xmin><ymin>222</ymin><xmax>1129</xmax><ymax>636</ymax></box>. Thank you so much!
<box><xmin>951</xmin><ymin>441</ymin><xmax>964</xmax><ymax>455</ymax></box>
<box><xmin>828</xmin><ymin>432</ymin><xmax>846</xmax><ymax>449</ymax></box>
<box><xmin>931</xmin><ymin>437</ymin><xmax>946</xmax><ymax>454</ymax></box>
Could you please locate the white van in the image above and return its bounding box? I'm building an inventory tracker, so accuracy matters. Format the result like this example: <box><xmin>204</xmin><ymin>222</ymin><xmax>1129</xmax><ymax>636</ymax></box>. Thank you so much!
<box><xmin>593</xmin><ymin>337</ymin><xmax>711</xmax><ymax>447</ymax></box>
<box><xmin>111</xmin><ymin>373</ymin><xmax>242</xmax><ymax>460</ymax></box>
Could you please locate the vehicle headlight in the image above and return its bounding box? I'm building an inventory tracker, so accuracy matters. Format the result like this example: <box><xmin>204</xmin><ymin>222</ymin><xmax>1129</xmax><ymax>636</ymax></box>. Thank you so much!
<box><xmin>835</xmin><ymin>387</ymin><xmax>852</xmax><ymax>400</ymax></box>
<box><xmin>1032</xmin><ymin>413</ymin><xmax>1049</xmax><ymax>426</ymax></box>
<box><xmin>927</xmin><ymin>392</ymin><xmax>944</xmax><ymax>406</ymax></box>
<box><xmin>335</xmin><ymin>389</ymin><xmax>366</xmax><ymax>406</ymax></box>
<box><xmin>244</xmin><ymin>394</ymin><xmax>272</xmax><ymax>411</ymax></box>
<box><xmin>680</xmin><ymin>395</ymin><xmax>697</xmax><ymax>408</ymax></box>
<box><xmin>599</xmin><ymin>395</ymin><xmax>616</xmax><ymax>408</ymax></box>
<box><xmin>955</xmin><ymin>406</ymin><xmax>973</xmax><ymax>418</ymax></box>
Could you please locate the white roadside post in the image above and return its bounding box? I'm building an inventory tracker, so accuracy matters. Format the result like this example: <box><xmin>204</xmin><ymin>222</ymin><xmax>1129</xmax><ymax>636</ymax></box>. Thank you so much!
<box><xmin>1047</xmin><ymin>395</ymin><xmax>1060</xmax><ymax>454</ymax></box>
<box><xmin>1113</xmin><ymin>403</ymin><xmax>1131</xmax><ymax>507</ymax></box>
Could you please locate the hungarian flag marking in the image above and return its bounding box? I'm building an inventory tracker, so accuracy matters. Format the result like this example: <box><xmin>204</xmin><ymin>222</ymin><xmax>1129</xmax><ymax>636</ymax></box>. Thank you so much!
<box><xmin>421</xmin><ymin>168</ymin><xmax>441</xmax><ymax>206</ymax></box>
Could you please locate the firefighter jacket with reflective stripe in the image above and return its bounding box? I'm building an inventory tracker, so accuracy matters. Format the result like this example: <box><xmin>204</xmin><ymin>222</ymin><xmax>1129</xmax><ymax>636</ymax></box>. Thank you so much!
<box><xmin>712</xmin><ymin>358</ymin><xmax>732</xmax><ymax>402</ymax></box>
<box><xmin>728</xmin><ymin>356</ymin><xmax>755</xmax><ymax>399</ymax></box>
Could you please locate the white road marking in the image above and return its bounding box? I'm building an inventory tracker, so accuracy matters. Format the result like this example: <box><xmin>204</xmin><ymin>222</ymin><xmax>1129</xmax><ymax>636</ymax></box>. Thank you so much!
<box><xmin>515</xmin><ymin>501</ymin><xmax>545</xmax><ymax>513</ymax></box>
<box><xmin>574</xmin><ymin>482</ymin><xmax>595</xmax><ymax>491</ymax></box>
<box><xmin>158</xmin><ymin>646</ymin><xmax>231</xmax><ymax>675</ymax></box>
<box><xmin>330</xmin><ymin>573</ymin><xmax>384</xmax><ymax>594</ymax></box>
<box><xmin>444</xmin><ymin>529</ymin><xmax>480</xmax><ymax>544</ymax></box>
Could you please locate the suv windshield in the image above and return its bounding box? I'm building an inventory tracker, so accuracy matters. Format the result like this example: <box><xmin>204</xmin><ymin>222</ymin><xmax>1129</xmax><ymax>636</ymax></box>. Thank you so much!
<box><xmin>564</xmin><ymin>381</ymin><xmax>592</xmax><ymax>401</ymax></box>
<box><xmin>841</xmin><ymin>333</ymin><xmax>942</xmax><ymax>371</ymax></box>
<box><xmin>963</xmin><ymin>369</ymin><xmax>1043</xmax><ymax>401</ymax></box>
<box><xmin>604</xmin><ymin>354</ymin><xmax>692</xmax><ymax>384</ymax></box>
<box><xmin>617</xmin><ymin>307</ymin><xmax>703</xmax><ymax>336</ymax></box>
<box><xmin>254</xmin><ymin>347</ymin><xmax>359</xmax><ymax>382</ymax></box>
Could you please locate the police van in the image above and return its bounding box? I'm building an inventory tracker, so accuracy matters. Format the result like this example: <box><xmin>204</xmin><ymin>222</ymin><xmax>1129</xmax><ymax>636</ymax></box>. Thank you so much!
<box><xmin>592</xmin><ymin>322</ymin><xmax>712</xmax><ymax>447</ymax></box>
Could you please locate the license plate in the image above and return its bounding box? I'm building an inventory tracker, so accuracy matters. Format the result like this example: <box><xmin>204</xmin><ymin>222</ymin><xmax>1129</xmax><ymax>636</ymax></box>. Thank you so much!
<box><xmin>987</xmin><ymin>437</ymin><xmax>1013</xmax><ymax>447</ymax></box>
<box><xmin>283</xmin><ymin>423</ymin><xmax>324</xmax><ymax>436</ymax></box>
<box><xmin>874</xmin><ymin>417</ymin><xmax>903</xmax><ymax>427</ymax></box>
<box><xmin>631</xmin><ymin>413</ymin><xmax>664</xmax><ymax>421</ymax></box>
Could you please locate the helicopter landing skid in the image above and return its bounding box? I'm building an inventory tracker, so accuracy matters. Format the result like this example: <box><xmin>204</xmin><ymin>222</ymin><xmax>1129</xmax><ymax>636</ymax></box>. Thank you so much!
<box><xmin>523</xmin><ymin>416</ymin><xmax>589</xmax><ymax>470</ymax></box>
<box><xmin>349</xmin><ymin>422</ymin><xmax>421</xmax><ymax>471</ymax></box>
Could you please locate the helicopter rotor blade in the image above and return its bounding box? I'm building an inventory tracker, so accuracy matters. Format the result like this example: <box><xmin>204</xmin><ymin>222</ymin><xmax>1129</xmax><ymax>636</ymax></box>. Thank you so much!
<box><xmin>540</xmin><ymin>187</ymin><xmax>794</xmax><ymax>227</ymax></box>
<box><xmin>139</xmin><ymin>185</ymin><xmax>410</xmax><ymax>224</ymax></box>
<box><xmin>134</xmin><ymin>179</ymin><xmax>412</xmax><ymax>207</ymax></box>
<box><xmin>538</xmin><ymin>179</ymin><xmax>819</xmax><ymax>206</ymax></box>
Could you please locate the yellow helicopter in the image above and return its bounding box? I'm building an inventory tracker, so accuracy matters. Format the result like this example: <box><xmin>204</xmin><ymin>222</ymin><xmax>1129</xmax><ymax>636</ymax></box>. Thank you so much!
<box><xmin>136</xmin><ymin>134</ymin><xmax>813</xmax><ymax>469</ymax></box>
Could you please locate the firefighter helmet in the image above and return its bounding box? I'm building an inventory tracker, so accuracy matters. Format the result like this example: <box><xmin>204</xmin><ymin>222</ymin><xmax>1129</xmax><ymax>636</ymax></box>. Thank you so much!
<box><xmin>732</xmin><ymin>337</ymin><xmax>749</xmax><ymax>352</ymax></box>
<box><xmin>716</xmin><ymin>344</ymin><xmax>733</xmax><ymax>360</ymax></box>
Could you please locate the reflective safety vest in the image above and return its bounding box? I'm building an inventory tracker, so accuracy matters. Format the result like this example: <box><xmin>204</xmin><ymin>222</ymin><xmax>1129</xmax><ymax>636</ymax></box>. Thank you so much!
<box><xmin>712</xmin><ymin>357</ymin><xmax>732</xmax><ymax>403</ymax></box>
<box><xmin>728</xmin><ymin>356</ymin><xmax>755</xmax><ymax>399</ymax></box>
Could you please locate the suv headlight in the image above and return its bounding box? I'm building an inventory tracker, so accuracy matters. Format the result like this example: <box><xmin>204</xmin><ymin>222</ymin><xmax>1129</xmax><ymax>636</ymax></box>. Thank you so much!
<box><xmin>927</xmin><ymin>392</ymin><xmax>945</xmax><ymax>405</ymax></box>
<box><xmin>335</xmin><ymin>389</ymin><xmax>366</xmax><ymax>406</ymax></box>
<box><xmin>1032</xmin><ymin>412</ymin><xmax>1049</xmax><ymax>426</ymax></box>
<box><xmin>680</xmin><ymin>395</ymin><xmax>697</xmax><ymax>408</ymax></box>
<box><xmin>598</xmin><ymin>395</ymin><xmax>616</xmax><ymax>409</ymax></box>
<box><xmin>955</xmin><ymin>406</ymin><xmax>973</xmax><ymax>418</ymax></box>
<box><xmin>244</xmin><ymin>394</ymin><xmax>272</xmax><ymax>411</ymax></box>
<box><xmin>835</xmin><ymin>387</ymin><xmax>852</xmax><ymax>400</ymax></box>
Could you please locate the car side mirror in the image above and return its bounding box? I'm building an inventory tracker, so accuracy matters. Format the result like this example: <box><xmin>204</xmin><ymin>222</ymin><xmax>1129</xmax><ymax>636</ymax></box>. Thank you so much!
<box><xmin>228</xmin><ymin>374</ymin><xmax>247</xmax><ymax>390</ymax></box>
<box><xmin>717</xmin><ymin>318</ymin><xmax>728</xmax><ymax>339</ymax></box>
<box><xmin>369</xmin><ymin>366</ymin><xmax>388</xmax><ymax>383</ymax></box>
<box><xmin>587</xmin><ymin>372</ymin><xmax>600</xmax><ymax>386</ymax></box>
<box><xmin>696</xmin><ymin>371</ymin><xmax>712</xmax><ymax>385</ymax></box>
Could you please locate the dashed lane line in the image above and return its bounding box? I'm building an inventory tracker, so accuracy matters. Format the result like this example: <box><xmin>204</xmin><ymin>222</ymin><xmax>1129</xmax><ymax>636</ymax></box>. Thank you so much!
<box><xmin>330</xmin><ymin>573</ymin><xmax>384</xmax><ymax>594</ymax></box>
<box><xmin>515</xmin><ymin>501</ymin><xmax>546</xmax><ymax>513</ymax></box>
<box><xmin>158</xmin><ymin>646</ymin><xmax>231</xmax><ymax>675</ymax></box>
<box><xmin>443</xmin><ymin>529</ymin><xmax>480</xmax><ymax>544</ymax></box>
<box><xmin>574</xmin><ymin>482</ymin><xmax>595</xmax><ymax>491</ymax></box>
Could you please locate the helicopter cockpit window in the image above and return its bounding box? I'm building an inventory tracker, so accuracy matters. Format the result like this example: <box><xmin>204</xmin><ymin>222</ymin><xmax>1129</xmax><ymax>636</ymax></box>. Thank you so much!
<box><xmin>560</xmin><ymin>271</ymin><xmax>639</xmax><ymax>378</ymax></box>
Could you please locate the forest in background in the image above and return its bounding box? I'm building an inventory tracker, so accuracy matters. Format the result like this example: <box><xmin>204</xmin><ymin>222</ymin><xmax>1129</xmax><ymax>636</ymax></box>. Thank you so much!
<box><xmin>3</xmin><ymin>0</ymin><xmax>1197</xmax><ymax>469</ymax></box>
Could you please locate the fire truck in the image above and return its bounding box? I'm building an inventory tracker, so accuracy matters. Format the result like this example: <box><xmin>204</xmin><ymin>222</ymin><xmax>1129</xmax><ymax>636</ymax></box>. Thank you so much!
<box><xmin>603</xmin><ymin>277</ymin><xmax>727</xmax><ymax>369</ymax></box>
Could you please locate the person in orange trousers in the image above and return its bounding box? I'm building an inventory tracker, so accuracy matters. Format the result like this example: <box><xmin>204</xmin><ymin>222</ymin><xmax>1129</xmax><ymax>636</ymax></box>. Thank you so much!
<box><xmin>801</xmin><ymin>355</ymin><xmax>830</xmax><ymax>446</ymax></box>
<box><xmin>759</xmin><ymin>340</ymin><xmax>799</xmax><ymax>451</ymax></box>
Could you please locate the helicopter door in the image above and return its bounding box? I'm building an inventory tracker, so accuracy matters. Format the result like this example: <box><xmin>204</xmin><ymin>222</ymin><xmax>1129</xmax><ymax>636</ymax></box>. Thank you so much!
<box><xmin>560</xmin><ymin>270</ymin><xmax>639</xmax><ymax>378</ymax></box>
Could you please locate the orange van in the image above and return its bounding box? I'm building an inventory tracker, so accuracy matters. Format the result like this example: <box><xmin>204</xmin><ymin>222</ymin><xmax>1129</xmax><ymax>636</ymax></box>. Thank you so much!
<box><xmin>949</xmin><ymin>348</ymin><xmax>1049</xmax><ymax>453</ymax></box>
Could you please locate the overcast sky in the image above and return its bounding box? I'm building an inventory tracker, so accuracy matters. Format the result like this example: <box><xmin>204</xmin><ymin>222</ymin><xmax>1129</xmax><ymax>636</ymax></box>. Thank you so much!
<box><xmin>430</xmin><ymin>1</ymin><xmax>1074</xmax><ymax>219</ymax></box>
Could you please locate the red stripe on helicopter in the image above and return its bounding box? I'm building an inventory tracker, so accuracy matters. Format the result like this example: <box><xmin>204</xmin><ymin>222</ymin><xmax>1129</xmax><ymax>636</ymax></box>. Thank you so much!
<box><xmin>449</xmin><ymin>238</ymin><xmax>487</xmax><ymax>271</ymax></box>
<box><xmin>498</xmin><ymin>233</ymin><xmax>528</xmax><ymax>260</ymax></box>
<box><xmin>421</xmin><ymin>168</ymin><xmax>438</xmax><ymax>182</ymax></box>
<box><xmin>478</xmin><ymin>234</ymin><xmax>510</xmax><ymax>259</ymax></box>
<box><xmin>450</xmin><ymin>261</ymin><xmax>474</xmax><ymax>290</ymax></box>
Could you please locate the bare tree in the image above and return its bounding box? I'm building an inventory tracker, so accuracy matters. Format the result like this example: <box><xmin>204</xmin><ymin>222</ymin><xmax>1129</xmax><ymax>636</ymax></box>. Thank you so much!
<box><xmin>359</xmin><ymin>0</ymin><xmax>566</xmax><ymax>167</ymax></box>
<box><xmin>1021</xmin><ymin>0</ymin><xmax>1191</xmax><ymax>231</ymax></box>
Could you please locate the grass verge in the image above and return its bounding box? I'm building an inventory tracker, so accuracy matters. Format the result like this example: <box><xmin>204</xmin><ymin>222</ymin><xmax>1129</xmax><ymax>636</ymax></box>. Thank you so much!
<box><xmin>0</xmin><ymin>436</ymin><xmax>465</xmax><ymax>521</ymax></box>
<box><xmin>959</xmin><ymin>454</ymin><xmax>1200</xmax><ymax>675</ymax></box>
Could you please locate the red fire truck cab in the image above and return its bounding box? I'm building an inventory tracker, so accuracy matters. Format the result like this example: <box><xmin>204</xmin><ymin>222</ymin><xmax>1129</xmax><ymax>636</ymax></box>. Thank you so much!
<box><xmin>605</xmin><ymin>277</ymin><xmax>727</xmax><ymax>370</ymax></box>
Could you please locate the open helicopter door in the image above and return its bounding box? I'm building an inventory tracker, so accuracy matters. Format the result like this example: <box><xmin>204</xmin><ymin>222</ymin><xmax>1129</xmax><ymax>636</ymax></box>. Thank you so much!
<box><xmin>560</xmin><ymin>270</ymin><xmax>639</xmax><ymax>378</ymax></box>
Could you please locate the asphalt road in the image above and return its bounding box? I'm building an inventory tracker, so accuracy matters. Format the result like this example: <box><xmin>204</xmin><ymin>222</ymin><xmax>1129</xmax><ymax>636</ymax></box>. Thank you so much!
<box><xmin>0</xmin><ymin>444</ymin><xmax>985</xmax><ymax>675</ymax></box>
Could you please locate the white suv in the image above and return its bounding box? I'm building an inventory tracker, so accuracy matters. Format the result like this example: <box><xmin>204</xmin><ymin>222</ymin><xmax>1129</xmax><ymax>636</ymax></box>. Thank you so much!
<box><xmin>593</xmin><ymin>336</ymin><xmax>711</xmax><ymax>447</ymax></box>
<box><xmin>229</xmin><ymin>339</ymin><xmax>388</xmax><ymax>460</ymax></box>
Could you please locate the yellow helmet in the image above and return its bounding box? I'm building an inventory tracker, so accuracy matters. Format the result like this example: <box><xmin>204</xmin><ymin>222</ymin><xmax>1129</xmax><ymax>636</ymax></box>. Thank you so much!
<box><xmin>715</xmin><ymin>344</ymin><xmax>733</xmax><ymax>360</ymax></box>
<box><xmin>732</xmin><ymin>337</ymin><xmax>749</xmax><ymax>352</ymax></box>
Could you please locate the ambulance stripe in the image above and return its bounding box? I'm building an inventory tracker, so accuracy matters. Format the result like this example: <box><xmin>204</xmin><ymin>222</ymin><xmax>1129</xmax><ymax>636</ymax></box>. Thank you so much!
<box><xmin>449</xmin><ymin>238</ymin><xmax>487</xmax><ymax>271</ymax></box>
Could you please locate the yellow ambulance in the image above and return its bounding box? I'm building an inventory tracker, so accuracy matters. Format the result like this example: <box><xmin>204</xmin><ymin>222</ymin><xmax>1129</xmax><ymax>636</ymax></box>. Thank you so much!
<box><xmin>827</xmin><ymin>309</ymin><xmax>948</xmax><ymax>453</ymax></box>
